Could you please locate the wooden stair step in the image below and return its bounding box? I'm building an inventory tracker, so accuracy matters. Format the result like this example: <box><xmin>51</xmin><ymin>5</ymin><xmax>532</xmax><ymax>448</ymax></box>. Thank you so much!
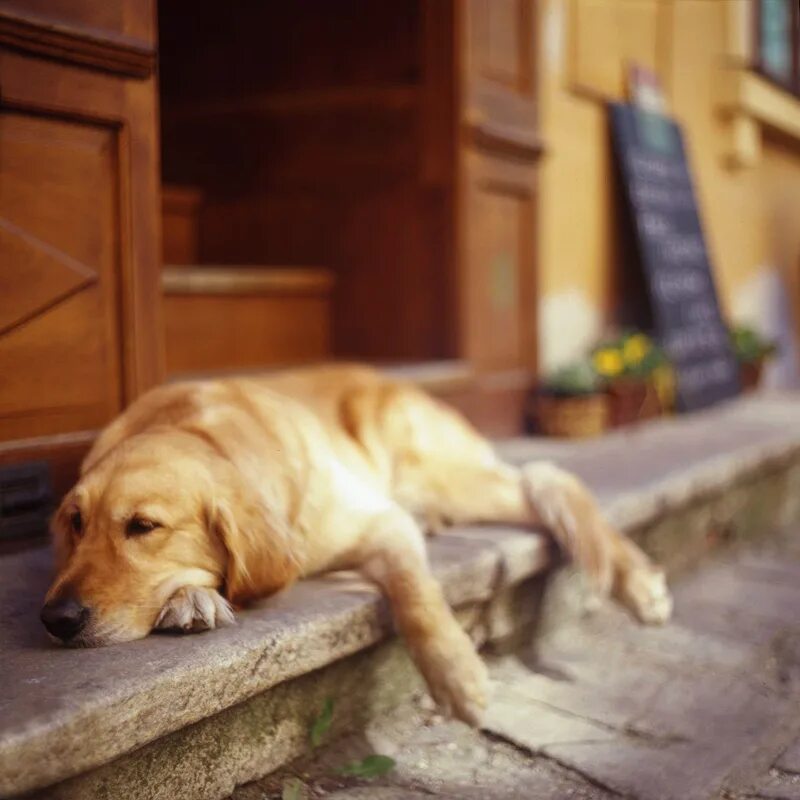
<box><xmin>162</xmin><ymin>266</ymin><xmax>334</xmax><ymax>377</ymax></box>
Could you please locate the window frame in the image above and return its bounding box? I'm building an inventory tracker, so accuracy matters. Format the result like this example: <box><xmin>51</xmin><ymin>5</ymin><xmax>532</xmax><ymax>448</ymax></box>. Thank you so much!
<box><xmin>753</xmin><ymin>0</ymin><xmax>800</xmax><ymax>97</ymax></box>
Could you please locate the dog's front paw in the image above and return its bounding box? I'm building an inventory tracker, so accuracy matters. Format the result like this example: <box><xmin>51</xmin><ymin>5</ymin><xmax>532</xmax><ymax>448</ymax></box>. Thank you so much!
<box><xmin>617</xmin><ymin>566</ymin><xmax>673</xmax><ymax>625</ymax></box>
<box><xmin>155</xmin><ymin>586</ymin><xmax>236</xmax><ymax>633</ymax></box>
<box><xmin>417</xmin><ymin>629</ymin><xmax>490</xmax><ymax>726</ymax></box>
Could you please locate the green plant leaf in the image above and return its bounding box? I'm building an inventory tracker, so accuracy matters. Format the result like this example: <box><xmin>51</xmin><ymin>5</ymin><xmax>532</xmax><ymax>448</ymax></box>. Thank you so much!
<box><xmin>543</xmin><ymin>359</ymin><xmax>603</xmax><ymax>395</ymax></box>
<box><xmin>730</xmin><ymin>323</ymin><xmax>775</xmax><ymax>363</ymax></box>
<box><xmin>338</xmin><ymin>754</ymin><xmax>396</xmax><ymax>778</ymax></box>
<box><xmin>309</xmin><ymin>698</ymin><xmax>334</xmax><ymax>748</ymax></box>
<box><xmin>282</xmin><ymin>777</ymin><xmax>306</xmax><ymax>800</ymax></box>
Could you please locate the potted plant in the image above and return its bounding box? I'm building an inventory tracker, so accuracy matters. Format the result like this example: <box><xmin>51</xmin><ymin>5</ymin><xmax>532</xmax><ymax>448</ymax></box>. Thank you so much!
<box><xmin>533</xmin><ymin>359</ymin><xmax>609</xmax><ymax>438</ymax></box>
<box><xmin>730</xmin><ymin>324</ymin><xmax>777</xmax><ymax>392</ymax></box>
<box><xmin>592</xmin><ymin>331</ymin><xmax>673</xmax><ymax>427</ymax></box>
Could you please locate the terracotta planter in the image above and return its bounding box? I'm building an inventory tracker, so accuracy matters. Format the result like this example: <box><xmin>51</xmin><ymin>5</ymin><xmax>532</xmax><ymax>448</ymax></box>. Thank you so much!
<box><xmin>739</xmin><ymin>359</ymin><xmax>764</xmax><ymax>392</ymax></box>
<box><xmin>607</xmin><ymin>378</ymin><xmax>661</xmax><ymax>428</ymax></box>
<box><xmin>533</xmin><ymin>392</ymin><xmax>609</xmax><ymax>438</ymax></box>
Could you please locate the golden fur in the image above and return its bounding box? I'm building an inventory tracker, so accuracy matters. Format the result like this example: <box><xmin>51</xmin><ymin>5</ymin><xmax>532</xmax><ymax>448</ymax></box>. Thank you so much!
<box><xmin>44</xmin><ymin>364</ymin><xmax>672</xmax><ymax>723</ymax></box>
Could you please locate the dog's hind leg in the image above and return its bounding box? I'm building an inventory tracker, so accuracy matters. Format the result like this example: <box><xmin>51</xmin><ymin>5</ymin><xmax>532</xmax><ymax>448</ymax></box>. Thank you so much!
<box><xmin>392</xmin><ymin>457</ymin><xmax>671</xmax><ymax>625</ymax></box>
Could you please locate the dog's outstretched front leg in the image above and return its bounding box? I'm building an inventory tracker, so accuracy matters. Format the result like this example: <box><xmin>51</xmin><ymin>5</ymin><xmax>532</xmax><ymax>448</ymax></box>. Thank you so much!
<box><xmin>358</xmin><ymin>508</ymin><xmax>489</xmax><ymax>726</ymax></box>
<box><xmin>155</xmin><ymin>586</ymin><xmax>236</xmax><ymax>633</ymax></box>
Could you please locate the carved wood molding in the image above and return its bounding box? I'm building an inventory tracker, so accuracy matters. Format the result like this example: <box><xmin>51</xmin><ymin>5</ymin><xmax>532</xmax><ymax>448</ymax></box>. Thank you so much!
<box><xmin>0</xmin><ymin>217</ymin><xmax>98</xmax><ymax>337</ymax></box>
<box><xmin>466</xmin><ymin>120</ymin><xmax>545</xmax><ymax>160</ymax></box>
<box><xmin>0</xmin><ymin>10</ymin><xmax>155</xmax><ymax>78</ymax></box>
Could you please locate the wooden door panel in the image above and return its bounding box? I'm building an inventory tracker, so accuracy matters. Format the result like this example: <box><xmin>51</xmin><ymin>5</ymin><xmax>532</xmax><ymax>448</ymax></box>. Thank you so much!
<box><xmin>0</xmin><ymin>291</ymin><xmax>118</xmax><ymax>439</ymax></box>
<box><xmin>463</xmin><ymin>0</ymin><xmax>537</xmax><ymax>145</ymax></box>
<box><xmin>0</xmin><ymin>111</ymin><xmax>122</xmax><ymax>440</ymax></box>
<box><xmin>0</xmin><ymin>219</ymin><xmax>94</xmax><ymax>333</ymax></box>
<box><xmin>483</xmin><ymin>0</ymin><xmax>525</xmax><ymax>87</ymax></box>
<box><xmin>464</xmin><ymin>152</ymin><xmax>536</xmax><ymax>371</ymax></box>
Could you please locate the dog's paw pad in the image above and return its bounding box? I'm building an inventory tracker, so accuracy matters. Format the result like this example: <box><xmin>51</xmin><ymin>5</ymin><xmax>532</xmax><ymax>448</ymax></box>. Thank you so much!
<box><xmin>155</xmin><ymin>586</ymin><xmax>235</xmax><ymax>633</ymax></box>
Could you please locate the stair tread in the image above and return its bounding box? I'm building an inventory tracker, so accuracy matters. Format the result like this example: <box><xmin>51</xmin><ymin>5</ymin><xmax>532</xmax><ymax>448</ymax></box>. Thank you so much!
<box><xmin>162</xmin><ymin>266</ymin><xmax>335</xmax><ymax>295</ymax></box>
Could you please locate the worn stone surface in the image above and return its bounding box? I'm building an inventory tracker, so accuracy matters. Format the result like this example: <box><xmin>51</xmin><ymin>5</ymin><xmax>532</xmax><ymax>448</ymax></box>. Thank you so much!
<box><xmin>238</xmin><ymin>532</ymin><xmax>800</xmax><ymax>800</ymax></box>
<box><xmin>4</xmin><ymin>395</ymin><xmax>800</xmax><ymax>798</ymax></box>
<box><xmin>0</xmin><ymin>532</ymin><xmax>548</xmax><ymax>798</ymax></box>
<box><xmin>231</xmin><ymin>702</ymin><xmax>613</xmax><ymax>800</ymax></box>
<box><xmin>498</xmin><ymin>394</ymin><xmax>800</xmax><ymax>525</ymax></box>
<box><xmin>28</xmin><ymin>641</ymin><xmax>427</xmax><ymax>800</ymax></box>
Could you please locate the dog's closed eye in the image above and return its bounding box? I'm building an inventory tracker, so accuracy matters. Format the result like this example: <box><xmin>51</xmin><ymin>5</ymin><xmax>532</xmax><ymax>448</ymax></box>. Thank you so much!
<box><xmin>126</xmin><ymin>517</ymin><xmax>161</xmax><ymax>537</ymax></box>
<box><xmin>69</xmin><ymin>510</ymin><xmax>83</xmax><ymax>535</ymax></box>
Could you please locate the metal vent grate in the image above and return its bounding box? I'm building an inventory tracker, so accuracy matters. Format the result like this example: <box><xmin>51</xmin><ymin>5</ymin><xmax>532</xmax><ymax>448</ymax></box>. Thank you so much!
<box><xmin>0</xmin><ymin>462</ymin><xmax>53</xmax><ymax>542</ymax></box>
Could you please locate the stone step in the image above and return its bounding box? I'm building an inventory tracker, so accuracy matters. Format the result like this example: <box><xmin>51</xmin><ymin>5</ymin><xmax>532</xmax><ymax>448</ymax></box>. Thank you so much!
<box><xmin>2</xmin><ymin>393</ymin><xmax>800</xmax><ymax>800</ymax></box>
<box><xmin>250</xmin><ymin>534</ymin><xmax>800</xmax><ymax>800</ymax></box>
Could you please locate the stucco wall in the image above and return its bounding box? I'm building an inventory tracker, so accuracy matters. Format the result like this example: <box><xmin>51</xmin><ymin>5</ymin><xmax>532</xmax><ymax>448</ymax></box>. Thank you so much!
<box><xmin>537</xmin><ymin>0</ymin><xmax>800</xmax><ymax>385</ymax></box>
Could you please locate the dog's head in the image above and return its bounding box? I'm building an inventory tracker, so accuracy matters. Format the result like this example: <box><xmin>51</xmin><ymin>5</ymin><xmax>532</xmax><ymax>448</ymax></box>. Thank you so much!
<box><xmin>41</xmin><ymin>428</ymin><xmax>298</xmax><ymax>646</ymax></box>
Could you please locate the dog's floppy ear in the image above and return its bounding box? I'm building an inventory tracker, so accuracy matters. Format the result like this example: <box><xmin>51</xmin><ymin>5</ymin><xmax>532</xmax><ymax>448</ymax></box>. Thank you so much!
<box><xmin>182</xmin><ymin>406</ymin><xmax>301</xmax><ymax>607</ymax></box>
<box><xmin>209</xmin><ymin>489</ymin><xmax>299</xmax><ymax>607</ymax></box>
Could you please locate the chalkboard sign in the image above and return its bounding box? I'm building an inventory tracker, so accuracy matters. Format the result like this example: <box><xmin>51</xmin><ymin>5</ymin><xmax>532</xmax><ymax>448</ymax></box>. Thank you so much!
<box><xmin>610</xmin><ymin>103</ymin><xmax>740</xmax><ymax>411</ymax></box>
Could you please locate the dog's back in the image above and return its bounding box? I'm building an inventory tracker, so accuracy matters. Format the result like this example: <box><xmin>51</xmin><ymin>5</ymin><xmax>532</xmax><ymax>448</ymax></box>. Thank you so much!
<box><xmin>84</xmin><ymin>364</ymin><xmax>496</xmax><ymax>492</ymax></box>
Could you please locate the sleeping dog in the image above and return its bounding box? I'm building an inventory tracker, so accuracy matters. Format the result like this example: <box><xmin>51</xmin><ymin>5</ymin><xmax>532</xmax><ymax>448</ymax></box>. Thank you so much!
<box><xmin>41</xmin><ymin>365</ymin><xmax>671</xmax><ymax>723</ymax></box>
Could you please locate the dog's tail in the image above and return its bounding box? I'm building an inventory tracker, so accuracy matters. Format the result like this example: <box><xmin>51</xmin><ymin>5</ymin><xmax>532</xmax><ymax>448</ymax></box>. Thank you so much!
<box><xmin>520</xmin><ymin>461</ymin><xmax>618</xmax><ymax>597</ymax></box>
<box><xmin>519</xmin><ymin>461</ymin><xmax>672</xmax><ymax>627</ymax></box>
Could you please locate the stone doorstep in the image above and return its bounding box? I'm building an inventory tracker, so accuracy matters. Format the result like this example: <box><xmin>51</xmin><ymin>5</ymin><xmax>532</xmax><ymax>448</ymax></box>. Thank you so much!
<box><xmin>2</xmin><ymin>393</ymin><xmax>800</xmax><ymax>798</ymax></box>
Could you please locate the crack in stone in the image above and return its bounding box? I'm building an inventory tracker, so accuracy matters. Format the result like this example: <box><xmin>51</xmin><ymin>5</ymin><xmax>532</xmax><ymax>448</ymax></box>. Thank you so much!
<box><xmin>480</xmin><ymin>728</ymin><xmax>634</xmax><ymax>798</ymax></box>
<box><xmin>735</xmin><ymin>794</ymin><xmax>798</xmax><ymax>800</ymax></box>
<box><xmin>249</xmin><ymin>644</ymin><xmax>275</xmax><ymax>679</ymax></box>
<box><xmin>511</xmin><ymin>693</ymin><xmax>688</xmax><ymax>747</ymax></box>
<box><xmin>618</xmin><ymin>682</ymin><xmax>694</xmax><ymax>746</ymax></box>
<box><xmin>770</xmin><ymin>763</ymin><xmax>800</xmax><ymax>779</ymax></box>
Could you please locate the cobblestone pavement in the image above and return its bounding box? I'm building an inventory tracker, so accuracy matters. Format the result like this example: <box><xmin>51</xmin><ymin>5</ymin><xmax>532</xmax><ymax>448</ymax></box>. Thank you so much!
<box><xmin>232</xmin><ymin>530</ymin><xmax>800</xmax><ymax>800</ymax></box>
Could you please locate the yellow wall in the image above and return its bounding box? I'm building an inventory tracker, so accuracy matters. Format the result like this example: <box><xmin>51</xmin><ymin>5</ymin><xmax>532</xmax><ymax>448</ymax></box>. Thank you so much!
<box><xmin>537</xmin><ymin>0</ymin><xmax>800</xmax><ymax>384</ymax></box>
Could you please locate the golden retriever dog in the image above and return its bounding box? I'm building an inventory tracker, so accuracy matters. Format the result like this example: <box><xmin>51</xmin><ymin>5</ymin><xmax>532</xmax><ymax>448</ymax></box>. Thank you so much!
<box><xmin>42</xmin><ymin>364</ymin><xmax>671</xmax><ymax>723</ymax></box>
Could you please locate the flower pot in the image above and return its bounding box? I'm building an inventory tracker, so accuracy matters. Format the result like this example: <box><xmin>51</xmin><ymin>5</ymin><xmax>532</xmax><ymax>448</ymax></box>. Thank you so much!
<box><xmin>607</xmin><ymin>378</ymin><xmax>661</xmax><ymax>428</ymax></box>
<box><xmin>739</xmin><ymin>358</ymin><xmax>764</xmax><ymax>392</ymax></box>
<box><xmin>533</xmin><ymin>392</ymin><xmax>609</xmax><ymax>438</ymax></box>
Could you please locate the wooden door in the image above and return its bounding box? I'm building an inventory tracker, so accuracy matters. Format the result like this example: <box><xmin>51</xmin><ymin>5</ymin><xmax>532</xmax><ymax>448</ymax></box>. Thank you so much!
<box><xmin>0</xmin><ymin>1</ymin><xmax>161</xmax><ymax>495</ymax></box>
<box><xmin>454</xmin><ymin>0</ymin><xmax>540</xmax><ymax>432</ymax></box>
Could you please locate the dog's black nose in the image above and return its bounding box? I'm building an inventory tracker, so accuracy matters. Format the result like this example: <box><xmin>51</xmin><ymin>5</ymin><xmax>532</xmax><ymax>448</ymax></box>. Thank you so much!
<box><xmin>41</xmin><ymin>598</ymin><xmax>90</xmax><ymax>641</ymax></box>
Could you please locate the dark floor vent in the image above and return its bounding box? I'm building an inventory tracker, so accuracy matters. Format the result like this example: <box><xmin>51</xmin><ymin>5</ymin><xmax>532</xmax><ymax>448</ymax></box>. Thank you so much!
<box><xmin>0</xmin><ymin>462</ymin><xmax>53</xmax><ymax>542</ymax></box>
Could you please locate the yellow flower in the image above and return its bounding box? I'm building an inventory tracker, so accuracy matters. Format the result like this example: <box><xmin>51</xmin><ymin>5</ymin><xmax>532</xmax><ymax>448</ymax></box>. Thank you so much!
<box><xmin>623</xmin><ymin>334</ymin><xmax>650</xmax><ymax>366</ymax></box>
<box><xmin>593</xmin><ymin>348</ymin><xmax>624</xmax><ymax>377</ymax></box>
